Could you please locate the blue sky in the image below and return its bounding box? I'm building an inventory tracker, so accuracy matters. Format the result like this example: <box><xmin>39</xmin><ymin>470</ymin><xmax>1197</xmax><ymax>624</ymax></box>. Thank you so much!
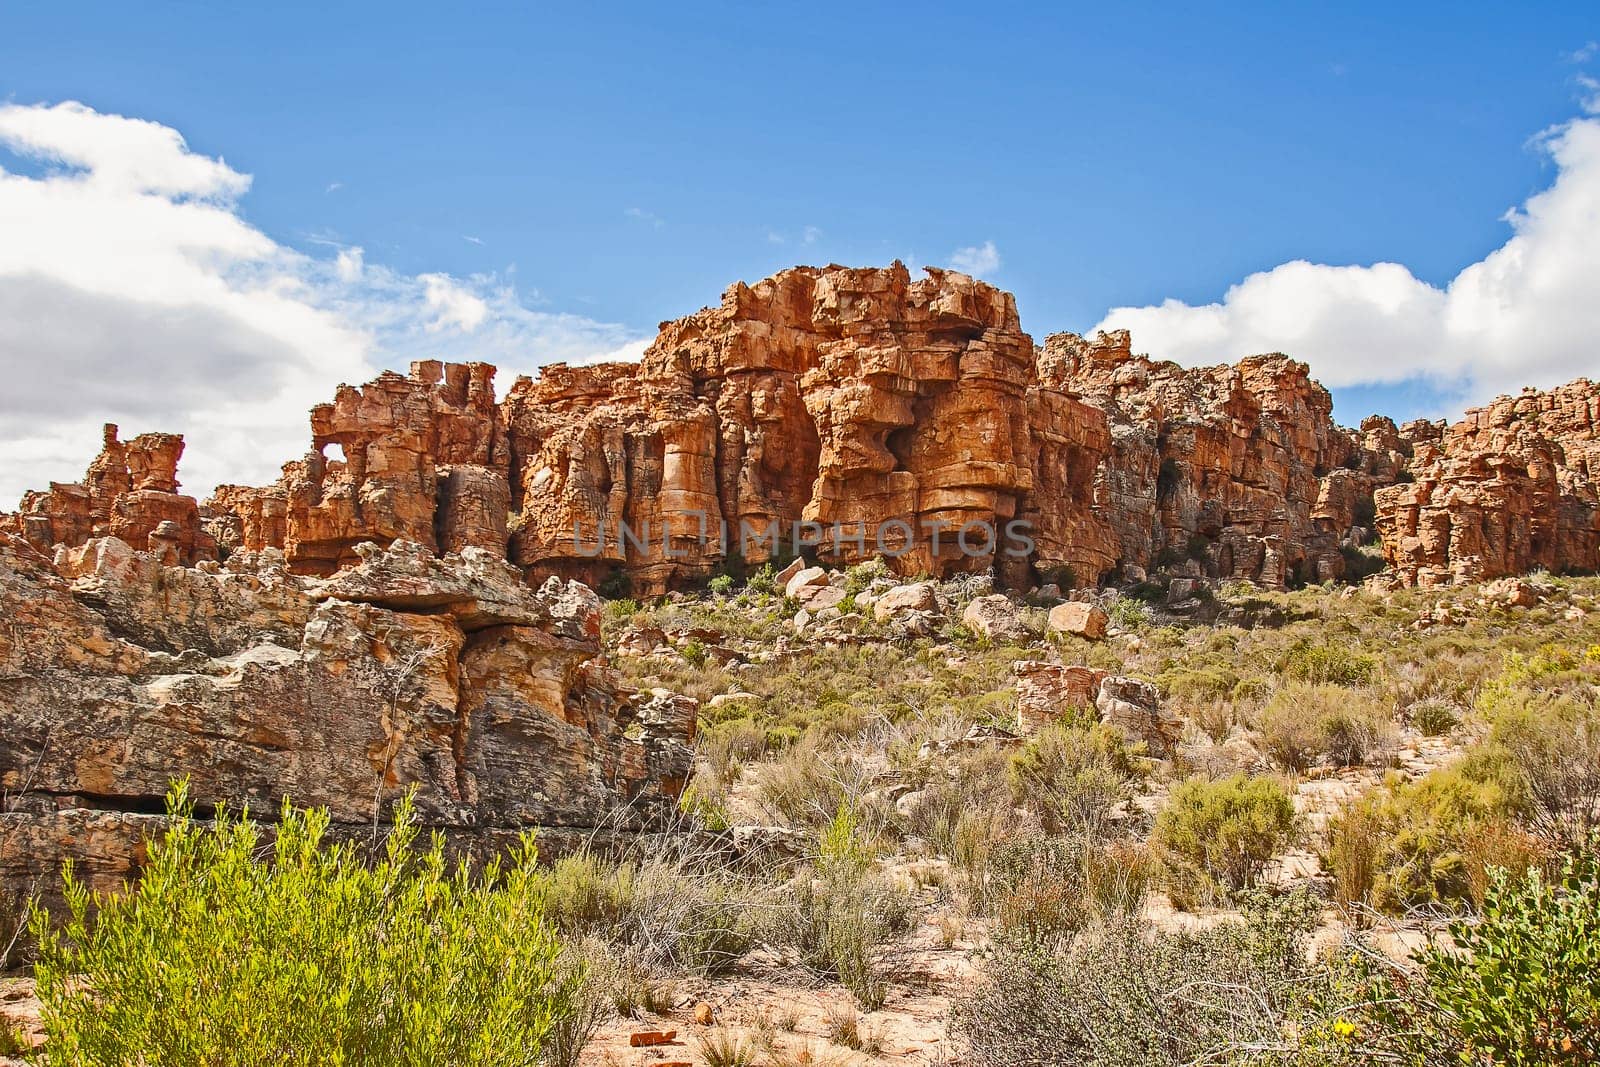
<box><xmin>1</xmin><ymin>3</ymin><xmax>1598</xmax><ymax>498</ymax></box>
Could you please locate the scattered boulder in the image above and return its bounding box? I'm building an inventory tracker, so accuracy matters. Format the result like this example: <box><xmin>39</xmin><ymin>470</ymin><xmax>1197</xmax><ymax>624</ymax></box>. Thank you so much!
<box><xmin>1095</xmin><ymin>675</ymin><xmax>1180</xmax><ymax>756</ymax></box>
<box><xmin>1047</xmin><ymin>601</ymin><xmax>1108</xmax><ymax>640</ymax></box>
<box><xmin>784</xmin><ymin>565</ymin><xmax>829</xmax><ymax>600</ymax></box>
<box><xmin>1013</xmin><ymin>661</ymin><xmax>1107</xmax><ymax>731</ymax></box>
<box><xmin>797</xmin><ymin>583</ymin><xmax>847</xmax><ymax>612</ymax></box>
<box><xmin>962</xmin><ymin>594</ymin><xmax>1029</xmax><ymax>640</ymax></box>
<box><xmin>772</xmin><ymin>557</ymin><xmax>806</xmax><ymax>587</ymax></box>
<box><xmin>1166</xmin><ymin>577</ymin><xmax>1199</xmax><ymax>604</ymax></box>
<box><xmin>873</xmin><ymin>581</ymin><xmax>940</xmax><ymax>622</ymax></box>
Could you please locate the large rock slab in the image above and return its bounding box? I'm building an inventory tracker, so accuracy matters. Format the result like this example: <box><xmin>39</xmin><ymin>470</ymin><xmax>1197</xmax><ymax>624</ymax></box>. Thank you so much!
<box><xmin>0</xmin><ymin>535</ymin><xmax>691</xmax><ymax>904</ymax></box>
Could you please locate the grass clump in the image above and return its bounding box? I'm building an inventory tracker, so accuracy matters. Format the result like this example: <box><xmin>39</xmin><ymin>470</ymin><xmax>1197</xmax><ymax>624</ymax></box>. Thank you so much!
<box><xmin>769</xmin><ymin>805</ymin><xmax>909</xmax><ymax>1008</ymax></box>
<box><xmin>31</xmin><ymin>783</ymin><xmax>580</xmax><ymax>1067</ymax></box>
<box><xmin>1256</xmin><ymin>682</ymin><xmax>1396</xmax><ymax>771</ymax></box>
<box><xmin>952</xmin><ymin>891</ymin><xmax>1330</xmax><ymax>1066</ymax></box>
<box><xmin>1006</xmin><ymin>721</ymin><xmax>1143</xmax><ymax>836</ymax></box>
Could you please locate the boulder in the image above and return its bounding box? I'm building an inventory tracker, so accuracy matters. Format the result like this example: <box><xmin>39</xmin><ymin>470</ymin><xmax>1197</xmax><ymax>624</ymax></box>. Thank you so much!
<box><xmin>1047</xmin><ymin>601</ymin><xmax>1108</xmax><ymax>640</ymax></box>
<box><xmin>1095</xmin><ymin>676</ymin><xmax>1181</xmax><ymax>756</ymax></box>
<box><xmin>784</xmin><ymin>565</ymin><xmax>829</xmax><ymax>599</ymax></box>
<box><xmin>1013</xmin><ymin>661</ymin><xmax>1108</xmax><ymax>731</ymax></box>
<box><xmin>873</xmin><ymin>581</ymin><xmax>940</xmax><ymax>622</ymax></box>
<box><xmin>962</xmin><ymin>594</ymin><xmax>1030</xmax><ymax>640</ymax></box>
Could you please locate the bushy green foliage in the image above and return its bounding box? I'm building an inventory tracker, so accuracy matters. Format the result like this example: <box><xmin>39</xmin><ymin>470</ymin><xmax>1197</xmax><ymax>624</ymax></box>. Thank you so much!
<box><xmin>1153</xmin><ymin>774</ymin><xmax>1297</xmax><ymax>898</ymax></box>
<box><xmin>1257</xmin><ymin>682</ymin><xmax>1396</xmax><ymax>771</ymax></box>
<box><xmin>1420</xmin><ymin>853</ymin><xmax>1600</xmax><ymax>1063</ymax></box>
<box><xmin>1325</xmin><ymin>763</ymin><xmax>1545</xmax><ymax>912</ymax></box>
<box><xmin>981</xmin><ymin>834</ymin><xmax>1150</xmax><ymax>948</ymax></box>
<box><xmin>706</xmin><ymin>573</ymin><xmax>736</xmax><ymax>597</ymax></box>
<box><xmin>31</xmin><ymin>783</ymin><xmax>579</xmax><ymax>1067</ymax></box>
<box><xmin>1322</xmin><ymin>848</ymin><xmax>1600</xmax><ymax>1065</ymax></box>
<box><xmin>1006</xmin><ymin>722</ymin><xmax>1142</xmax><ymax>836</ymax></box>
<box><xmin>1280</xmin><ymin>639</ymin><xmax>1379</xmax><ymax>686</ymax></box>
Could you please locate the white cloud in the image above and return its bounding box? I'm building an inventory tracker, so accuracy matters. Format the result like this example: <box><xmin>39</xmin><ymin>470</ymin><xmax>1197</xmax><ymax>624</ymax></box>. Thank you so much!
<box><xmin>949</xmin><ymin>240</ymin><xmax>1001</xmax><ymax>277</ymax></box>
<box><xmin>1094</xmin><ymin>107</ymin><xmax>1600</xmax><ymax>405</ymax></box>
<box><xmin>419</xmin><ymin>272</ymin><xmax>489</xmax><ymax>333</ymax></box>
<box><xmin>0</xmin><ymin>100</ymin><xmax>646</xmax><ymax>506</ymax></box>
<box><xmin>1568</xmin><ymin>41</ymin><xmax>1597</xmax><ymax>64</ymax></box>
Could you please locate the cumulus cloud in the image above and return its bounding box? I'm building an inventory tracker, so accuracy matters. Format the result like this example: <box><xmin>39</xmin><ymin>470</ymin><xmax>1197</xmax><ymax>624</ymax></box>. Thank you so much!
<box><xmin>1094</xmin><ymin>106</ymin><xmax>1600</xmax><ymax>406</ymax></box>
<box><xmin>949</xmin><ymin>240</ymin><xmax>1001</xmax><ymax>277</ymax></box>
<box><xmin>0</xmin><ymin>100</ymin><xmax>648</xmax><ymax>506</ymax></box>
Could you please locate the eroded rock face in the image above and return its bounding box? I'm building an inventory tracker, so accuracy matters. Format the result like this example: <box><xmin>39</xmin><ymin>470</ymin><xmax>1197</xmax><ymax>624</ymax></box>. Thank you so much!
<box><xmin>0</xmin><ymin>534</ymin><xmax>692</xmax><ymax>902</ymax></box>
<box><xmin>1375</xmin><ymin>380</ymin><xmax>1600</xmax><ymax>587</ymax></box>
<box><xmin>4</xmin><ymin>424</ymin><xmax>213</xmax><ymax>566</ymax></box>
<box><xmin>7</xmin><ymin>265</ymin><xmax>1596</xmax><ymax>604</ymax></box>
<box><xmin>1034</xmin><ymin>331</ymin><xmax>1394</xmax><ymax>587</ymax></box>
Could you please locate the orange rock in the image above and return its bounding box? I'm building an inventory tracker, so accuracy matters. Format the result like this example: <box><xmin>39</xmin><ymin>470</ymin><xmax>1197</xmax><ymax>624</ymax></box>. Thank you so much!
<box><xmin>693</xmin><ymin>1001</ymin><xmax>716</xmax><ymax>1026</ymax></box>
<box><xmin>628</xmin><ymin>1029</ymin><xmax>678</xmax><ymax>1047</ymax></box>
<box><xmin>8</xmin><ymin>266</ymin><xmax>1597</xmax><ymax>597</ymax></box>
<box><xmin>1375</xmin><ymin>379</ymin><xmax>1600</xmax><ymax>587</ymax></box>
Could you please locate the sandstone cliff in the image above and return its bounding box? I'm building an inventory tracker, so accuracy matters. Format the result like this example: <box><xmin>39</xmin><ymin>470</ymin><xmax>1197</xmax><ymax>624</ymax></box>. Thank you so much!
<box><xmin>1374</xmin><ymin>380</ymin><xmax>1600</xmax><ymax>586</ymax></box>
<box><xmin>7</xmin><ymin>264</ymin><xmax>1598</xmax><ymax>601</ymax></box>
<box><xmin>0</xmin><ymin>532</ymin><xmax>692</xmax><ymax>902</ymax></box>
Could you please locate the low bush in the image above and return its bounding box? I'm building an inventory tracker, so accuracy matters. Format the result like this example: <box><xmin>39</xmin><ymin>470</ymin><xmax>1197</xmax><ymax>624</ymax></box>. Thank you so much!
<box><xmin>952</xmin><ymin>891</ymin><xmax>1330</xmax><ymax>1066</ymax></box>
<box><xmin>1325</xmin><ymin>847</ymin><xmax>1600</xmax><ymax>1065</ymax></box>
<box><xmin>1280</xmin><ymin>639</ymin><xmax>1379</xmax><ymax>686</ymax></box>
<box><xmin>32</xmin><ymin>784</ymin><xmax>580</xmax><ymax>1066</ymax></box>
<box><xmin>1152</xmin><ymin>774</ymin><xmax>1297</xmax><ymax>900</ymax></box>
<box><xmin>1257</xmin><ymin>682</ymin><xmax>1396</xmax><ymax>771</ymax></box>
<box><xmin>1006</xmin><ymin>722</ymin><xmax>1142</xmax><ymax>836</ymax></box>
<box><xmin>765</xmin><ymin>806</ymin><xmax>910</xmax><ymax>1008</ymax></box>
<box><xmin>982</xmin><ymin>834</ymin><xmax>1150</xmax><ymax>948</ymax></box>
<box><xmin>528</xmin><ymin>849</ymin><xmax>755</xmax><ymax>975</ymax></box>
<box><xmin>1325</xmin><ymin>764</ymin><xmax>1529</xmax><ymax>912</ymax></box>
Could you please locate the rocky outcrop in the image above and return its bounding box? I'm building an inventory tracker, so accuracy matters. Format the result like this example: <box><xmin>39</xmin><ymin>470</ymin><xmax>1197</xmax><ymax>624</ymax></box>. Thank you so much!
<box><xmin>1374</xmin><ymin>380</ymin><xmax>1600</xmax><ymax>586</ymax></box>
<box><xmin>1034</xmin><ymin>331</ymin><xmax>1397</xmax><ymax>588</ymax></box>
<box><xmin>0</xmin><ymin>533</ymin><xmax>692</xmax><ymax>902</ymax></box>
<box><xmin>4</xmin><ymin>424</ymin><xmax>213</xmax><ymax>566</ymax></box>
<box><xmin>7</xmin><ymin>266</ymin><xmax>1598</xmax><ymax>604</ymax></box>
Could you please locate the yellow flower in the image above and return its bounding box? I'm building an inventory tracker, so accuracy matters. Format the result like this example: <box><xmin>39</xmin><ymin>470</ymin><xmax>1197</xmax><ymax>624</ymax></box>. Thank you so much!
<box><xmin>1333</xmin><ymin>1018</ymin><xmax>1358</xmax><ymax>1040</ymax></box>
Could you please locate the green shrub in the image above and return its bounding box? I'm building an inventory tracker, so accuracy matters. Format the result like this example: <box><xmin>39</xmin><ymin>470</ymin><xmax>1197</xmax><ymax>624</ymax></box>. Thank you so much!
<box><xmin>1006</xmin><ymin>722</ymin><xmax>1142</xmax><ymax>836</ymax></box>
<box><xmin>1408</xmin><ymin>698</ymin><xmax>1460</xmax><ymax>736</ymax></box>
<box><xmin>1257</xmin><ymin>682</ymin><xmax>1396</xmax><ymax>771</ymax></box>
<box><xmin>767</xmin><ymin>806</ymin><xmax>909</xmax><ymax>1008</ymax></box>
<box><xmin>1280</xmin><ymin>639</ymin><xmax>1379</xmax><ymax>686</ymax></box>
<box><xmin>1334</xmin><ymin>849</ymin><xmax>1600</xmax><ymax>1064</ymax></box>
<box><xmin>982</xmin><ymin>835</ymin><xmax>1150</xmax><ymax>948</ymax></box>
<box><xmin>1476</xmin><ymin>687</ymin><xmax>1600</xmax><ymax>850</ymax></box>
<box><xmin>32</xmin><ymin>784</ymin><xmax>578</xmax><ymax>1066</ymax></box>
<box><xmin>1328</xmin><ymin>764</ymin><xmax>1526</xmax><ymax>912</ymax></box>
<box><xmin>1153</xmin><ymin>774</ymin><xmax>1297</xmax><ymax>898</ymax></box>
<box><xmin>706</xmin><ymin>573</ymin><xmax>736</xmax><ymax>596</ymax></box>
<box><xmin>1417</xmin><ymin>851</ymin><xmax>1600</xmax><ymax>1064</ymax></box>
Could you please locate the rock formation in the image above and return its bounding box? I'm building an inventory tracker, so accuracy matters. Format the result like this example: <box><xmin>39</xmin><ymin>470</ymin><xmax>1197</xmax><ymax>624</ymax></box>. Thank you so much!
<box><xmin>0</xmin><ymin>533</ymin><xmax>693</xmax><ymax>902</ymax></box>
<box><xmin>1375</xmin><ymin>380</ymin><xmax>1600</xmax><ymax>586</ymax></box>
<box><xmin>4</xmin><ymin>424</ymin><xmax>213</xmax><ymax>566</ymax></box>
<box><xmin>6</xmin><ymin>265</ymin><xmax>1600</xmax><ymax>606</ymax></box>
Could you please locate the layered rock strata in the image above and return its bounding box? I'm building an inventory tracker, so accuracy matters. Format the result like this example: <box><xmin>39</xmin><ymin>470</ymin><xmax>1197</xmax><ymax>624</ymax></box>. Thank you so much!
<box><xmin>7</xmin><ymin>265</ymin><xmax>1599</xmax><ymax>604</ymax></box>
<box><xmin>1374</xmin><ymin>380</ymin><xmax>1600</xmax><ymax>586</ymax></box>
<box><xmin>0</xmin><ymin>533</ymin><xmax>693</xmax><ymax>902</ymax></box>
